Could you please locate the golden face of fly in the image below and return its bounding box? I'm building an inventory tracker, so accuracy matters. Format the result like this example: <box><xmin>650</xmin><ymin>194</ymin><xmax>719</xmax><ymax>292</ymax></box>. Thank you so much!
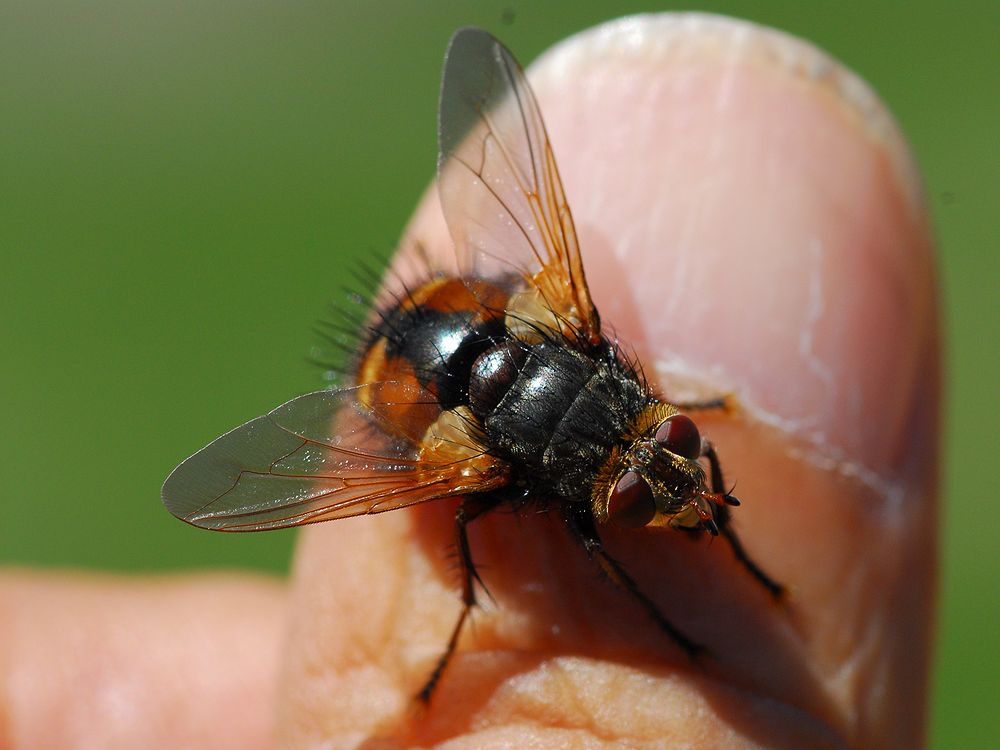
<box><xmin>594</xmin><ymin>406</ymin><xmax>735</xmax><ymax>535</ymax></box>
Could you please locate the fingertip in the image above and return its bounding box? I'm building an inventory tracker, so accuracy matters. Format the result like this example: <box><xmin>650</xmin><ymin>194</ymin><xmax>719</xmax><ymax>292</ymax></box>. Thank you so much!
<box><xmin>525</xmin><ymin>13</ymin><xmax>938</xmax><ymax>481</ymax></box>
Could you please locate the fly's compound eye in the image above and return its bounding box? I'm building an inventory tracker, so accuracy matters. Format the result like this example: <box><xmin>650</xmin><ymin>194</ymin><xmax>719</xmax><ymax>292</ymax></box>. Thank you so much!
<box><xmin>655</xmin><ymin>414</ymin><xmax>702</xmax><ymax>460</ymax></box>
<box><xmin>607</xmin><ymin>470</ymin><xmax>656</xmax><ymax>528</ymax></box>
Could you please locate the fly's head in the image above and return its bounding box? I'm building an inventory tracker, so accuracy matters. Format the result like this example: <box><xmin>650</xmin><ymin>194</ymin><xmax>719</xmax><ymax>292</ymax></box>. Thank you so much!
<box><xmin>593</xmin><ymin>405</ymin><xmax>738</xmax><ymax>536</ymax></box>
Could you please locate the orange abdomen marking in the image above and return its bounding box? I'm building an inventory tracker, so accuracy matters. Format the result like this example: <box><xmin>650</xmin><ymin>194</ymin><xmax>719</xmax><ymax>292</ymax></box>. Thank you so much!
<box><xmin>356</xmin><ymin>277</ymin><xmax>509</xmax><ymax>438</ymax></box>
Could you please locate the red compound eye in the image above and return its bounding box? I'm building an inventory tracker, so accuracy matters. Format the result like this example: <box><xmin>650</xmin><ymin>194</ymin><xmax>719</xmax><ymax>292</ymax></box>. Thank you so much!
<box><xmin>607</xmin><ymin>470</ymin><xmax>656</xmax><ymax>528</ymax></box>
<box><xmin>655</xmin><ymin>414</ymin><xmax>701</xmax><ymax>460</ymax></box>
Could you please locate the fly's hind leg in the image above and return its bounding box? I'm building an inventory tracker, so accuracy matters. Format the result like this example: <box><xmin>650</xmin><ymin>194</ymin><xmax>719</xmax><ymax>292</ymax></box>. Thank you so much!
<box><xmin>701</xmin><ymin>441</ymin><xmax>785</xmax><ymax>599</ymax></box>
<box><xmin>416</xmin><ymin>494</ymin><xmax>501</xmax><ymax>705</ymax></box>
<box><xmin>563</xmin><ymin>506</ymin><xmax>703</xmax><ymax>657</ymax></box>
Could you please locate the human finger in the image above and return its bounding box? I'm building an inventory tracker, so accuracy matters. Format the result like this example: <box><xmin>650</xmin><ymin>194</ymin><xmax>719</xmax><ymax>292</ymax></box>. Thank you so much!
<box><xmin>277</xmin><ymin>15</ymin><xmax>937</xmax><ymax>749</ymax></box>
<box><xmin>0</xmin><ymin>571</ymin><xmax>284</xmax><ymax>749</ymax></box>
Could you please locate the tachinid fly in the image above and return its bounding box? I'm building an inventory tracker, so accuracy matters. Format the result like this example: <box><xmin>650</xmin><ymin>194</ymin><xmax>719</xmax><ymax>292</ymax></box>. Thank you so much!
<box><xmin>162</xmin><ymin>28</ymin><xmax>784</xmax><ymax>704</ymax></box>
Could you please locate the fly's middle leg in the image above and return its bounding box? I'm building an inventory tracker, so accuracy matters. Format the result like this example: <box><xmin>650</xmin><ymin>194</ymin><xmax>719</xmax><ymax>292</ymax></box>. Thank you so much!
<box><xmin>415</xmin><ymin>494</ymin><xmax>500</xmax><ymax>705</ymax></box>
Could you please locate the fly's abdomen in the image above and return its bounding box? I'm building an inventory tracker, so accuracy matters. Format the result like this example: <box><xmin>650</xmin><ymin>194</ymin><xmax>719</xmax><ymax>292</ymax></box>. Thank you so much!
<box><xmin>356</xmin><ymin>277</ymin><xmax>508</xmax><ymax>436</ymax></box>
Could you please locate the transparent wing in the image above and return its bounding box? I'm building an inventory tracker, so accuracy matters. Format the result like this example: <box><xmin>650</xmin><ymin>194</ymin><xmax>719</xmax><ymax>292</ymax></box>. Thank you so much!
<box><xmin>162</xmin><ymin>384</ymin><xmax>507</xmax><ymax>532</ymax></box>
<box><xmin>438</xmin><ymin>28</ymin><xmax>601</xmax><ymax>345</ymax></box>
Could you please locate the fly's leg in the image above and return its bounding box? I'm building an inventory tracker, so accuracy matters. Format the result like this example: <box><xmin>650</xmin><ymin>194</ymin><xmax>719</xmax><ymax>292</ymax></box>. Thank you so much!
<box><xmin>416</xmin><ymin>494</ymin><xmax>500</xmax><ymax>705</ymax></box>
<box><xmin>674</xmin><ymin>396</ymin><xmax>729</xmax><ymax>412</ymax></box>
<box><xmin>563</xmin><ymin>506</ymin><xmax>703</xmax><ymax>657</ymax></box>
<box><xmin>701</xmin><ymin>441</ymin><xmax>785</xmax><ymax>599</ymax></box>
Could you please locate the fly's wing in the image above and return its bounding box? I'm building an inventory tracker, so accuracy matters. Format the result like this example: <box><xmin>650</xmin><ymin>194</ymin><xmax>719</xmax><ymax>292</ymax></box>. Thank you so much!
<box><xmin>162</xmin><ymin>384</ymin><xmax>508</xmax><ymax>532</ymax></box>
<box><xmin>438</xmin><ymin>28</ymin><xmax>601</xmax><ymax>346</ymax></box>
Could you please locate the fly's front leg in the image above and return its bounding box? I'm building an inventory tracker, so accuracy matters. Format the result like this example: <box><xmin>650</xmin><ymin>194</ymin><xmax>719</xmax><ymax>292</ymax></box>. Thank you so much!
<box><xmin>563</xmin><ymin>506</ymin><xmax>703</xmax><ymax>657</ymax></box>
<box><xmin>416</xmin><ymin>494</ymin><xmax>500</xmax><ymax>705</ymax></box>
<box><xmin>701</xmin><ymin>441</ymin><xmax>785</xmax><ymax>599</ymax></box>
<box><xmin>675</xmin><ymin>396</ymin><xmax>730</xmax><ymax>412</ymax></box>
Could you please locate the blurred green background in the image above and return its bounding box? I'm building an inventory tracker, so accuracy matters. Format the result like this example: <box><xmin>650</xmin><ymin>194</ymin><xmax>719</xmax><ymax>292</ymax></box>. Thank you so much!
<box><xmin>1</xmin><ymin>1</ymin><xmax>995</xmax><ymax>745</ymax></box>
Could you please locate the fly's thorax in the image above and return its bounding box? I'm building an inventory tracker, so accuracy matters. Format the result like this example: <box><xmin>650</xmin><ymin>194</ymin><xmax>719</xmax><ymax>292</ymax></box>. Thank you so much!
<box><xmin>468</xmin><ymin>337</ymin><xmax>650</xmax><ymax>502</ymax></box>
<box><xmin>591</xmin><ymin>401</ymin><xmax>709</xmax><ymax>530</ymax></box>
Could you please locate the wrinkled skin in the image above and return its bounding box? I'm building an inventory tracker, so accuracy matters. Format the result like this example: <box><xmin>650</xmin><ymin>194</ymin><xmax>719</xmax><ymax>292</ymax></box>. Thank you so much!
<box><xmin>1</xmin><ymin>15</ymin><xmax>938</xmax><ymax>750</ymax></box>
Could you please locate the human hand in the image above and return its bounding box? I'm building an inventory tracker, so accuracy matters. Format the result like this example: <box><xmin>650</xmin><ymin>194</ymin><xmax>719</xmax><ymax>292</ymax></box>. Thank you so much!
<box><xmin>2</xmin><ymin>14</ymin><xmax>938</xmax><ymax>750</ymax></box>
